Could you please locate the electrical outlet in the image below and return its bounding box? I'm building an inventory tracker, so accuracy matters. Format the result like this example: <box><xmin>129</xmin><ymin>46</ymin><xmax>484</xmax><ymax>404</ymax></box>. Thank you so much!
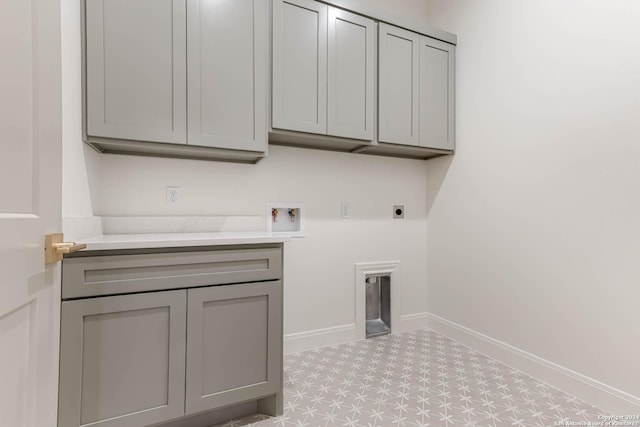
<box><xmin>166</xmin><ymin>186</ymin><xmax>180</xmax><ymax>206</ymax></box>
<box><xmin>341</xmin><ymin>203</ymin><xmax>351</xmax><ymax>219</ymax></box>
<box><xmin>393</xmin><ymin>205</ymin><xmax>405</xmax><ymax>219</ymax></box>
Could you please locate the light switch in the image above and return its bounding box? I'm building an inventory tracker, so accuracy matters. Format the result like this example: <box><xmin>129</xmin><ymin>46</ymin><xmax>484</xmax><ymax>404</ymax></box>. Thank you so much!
<box><xmin>341</xmin><ymin>203</ymin><xmax>351</xmax><ymax>219</ymax></box>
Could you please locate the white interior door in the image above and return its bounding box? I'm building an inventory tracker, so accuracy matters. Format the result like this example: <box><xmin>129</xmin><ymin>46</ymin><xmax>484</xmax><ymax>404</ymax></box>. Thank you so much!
<box><xmin>0</xmin><ymin>0</ymin><xmax>63</xmax><ymax>425</ymax></box>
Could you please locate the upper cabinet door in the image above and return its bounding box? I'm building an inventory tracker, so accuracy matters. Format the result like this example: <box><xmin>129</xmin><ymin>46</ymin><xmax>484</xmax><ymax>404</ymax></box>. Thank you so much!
<box><xmin>86</xmin><ymin>0</ymin><xmax>187</xmax><ymax>144</ymax></box>
<box><xmin>420</xmin><ymin>36</ymin><xmax>455</xmax><ymax>150</ymax></box>
<box><xmin>327</xmin><ymin>7</ymin><xmax>375</xmax><ymax>141</ymax></box>
<box><xmin>187</xmin><ymin>0</ymin><xmax>267</xmax><ymax>152</ymax></box>
<box><xmin>272</xmin><ymin>0</ymin><xmax>327</xmax><ymax>134</ymax></box>
<box><xmin>378</xmin><ymin>23</ymin><xmax>420</xmax><ymax>146</ymax></box>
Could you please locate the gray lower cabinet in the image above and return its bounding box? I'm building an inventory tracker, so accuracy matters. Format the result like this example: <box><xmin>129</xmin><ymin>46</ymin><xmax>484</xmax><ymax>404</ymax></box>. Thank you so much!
<box><xmin>58</xmin><ymin>291</ymin><xmax>187</xmax><ymax>427</ymax></box>
<box><xmin>186</xmin><ymin>282</ymin><xmax>283</xmax><ymax>414</ymax></box>
<box><xmin>58</xmin><ymin>246</ymin><xmax>284</xmax><ymax>427</ymax></box>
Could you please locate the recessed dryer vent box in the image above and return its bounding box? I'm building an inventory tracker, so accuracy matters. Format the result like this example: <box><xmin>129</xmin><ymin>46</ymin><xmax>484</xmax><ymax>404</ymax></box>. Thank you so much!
<box><xmin>267</xmin><ymin>202</ymin><xmax>305</xmax><ymax>237</ymax></box>
<box><xmin>365</xmin><ymin>274</ymin><xmax>391</xmax><ymax>338</ymax></box>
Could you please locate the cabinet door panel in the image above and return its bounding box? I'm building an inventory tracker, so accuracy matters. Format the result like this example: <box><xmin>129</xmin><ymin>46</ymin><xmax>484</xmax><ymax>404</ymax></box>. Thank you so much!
<box><xmin>327</xmin><ymin>7</ymin><xmax>375</xmax><ymax>141</ymax></box>
<box><xmin>187</xmin><ymin>0</ymin><xmax>267</xmax><ymax>151</ymax></box>
<box><xmin>420</xmin><ymin>37</ymin><xmax>455</xmax><ymax>150</ymax></box>
<box><xmin>272</xmin><ymin>0</ymin><xmax>327</xmax><ymax>134</ymax></box>
<box><xmin>186</xmin><ymin>281</ymin><xmax>282</xmax><ymax>414</ymax></box>
<box><xmin>58</xmin><ymin>291</ymin><xmax>186</xmax><ymax>427</ymax></box>
<box><xmin>86</xmin><ymin>0</ymin><xmax>186</xmax><ymax>143</ymax></box>
<box><xmin>378</xmin><ymin>23</ymin><xmax>419</xmax><ymax>146</ymax></box>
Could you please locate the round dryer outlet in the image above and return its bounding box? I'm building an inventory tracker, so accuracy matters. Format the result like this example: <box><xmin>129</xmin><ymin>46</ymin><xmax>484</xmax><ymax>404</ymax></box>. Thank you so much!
<box><xmin>393</xmin><ymin>205</ymin><xmax>405</xmax><ymax>219</ymax></box>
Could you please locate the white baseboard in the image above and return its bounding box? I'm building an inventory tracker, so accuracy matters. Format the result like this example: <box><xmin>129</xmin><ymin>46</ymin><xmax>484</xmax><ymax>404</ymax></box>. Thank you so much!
<box><xmin>425</xmin><ymin>312</ymin><xmax>640</xmax><ymax>414</ymax></box>
<box><xmin>284</xmin><ymin>313</ymin><xmax>440</xmax><ymax>355</ymax></box>
<box><xmin>284</xmin><ymin>324</ymin><xmax>356</xmax><ymax>354</ymax></box>
<box><xmin>400</xmin><ymin>312</ymin><xmax>431</xmax><ymax>332</ymax></box>
<box><xmin>283</xmin><ymin>314</ymin><xmax>435</xmax><ymax>355</ymax></box>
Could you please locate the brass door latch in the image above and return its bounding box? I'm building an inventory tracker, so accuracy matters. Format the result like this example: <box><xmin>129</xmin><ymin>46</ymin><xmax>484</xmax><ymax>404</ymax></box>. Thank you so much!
<box><xmin>45</xmin><ymin>233</ymin><xmax>87</xmax><ymax>264</ymax></box>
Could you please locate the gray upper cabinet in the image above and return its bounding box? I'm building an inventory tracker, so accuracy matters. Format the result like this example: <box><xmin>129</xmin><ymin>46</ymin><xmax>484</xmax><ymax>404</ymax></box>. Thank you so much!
<box><xmin>187</xmin><ymin>0</ymin><xmax>267</xmax><ymax>152</ymax></box>
<box><xmin>420</xmin><ymin>36</ymin><xmax>455</xmax><ymax>150</ymax></box>
<box><xmin>377</xmin><ymin>22</ymin><xmax>456</xmax><ymax>154</ymax></box>
<box><xmin>378</xmin><ymin>23</ymin><xmax>420</xmax><ymax>147</ymax></box>
<box><xmin>186</xmin><ymin>281</ymin><xmax>283</xmax><ymax>414</ymax></box>
<box><xmin>272</xmin><ymin>0</ymin><xmax>328</xmax><ymax>135</ymax></box>
<box><xmin>84</xmin><ymin>0</ymin><xmax>268</xmax><ymax>162</ymax></box>
<box><xmin>272</xmin><ymin>0</ymin><xmax>376</xmax><ymax>145</ymax></box>
<box><xmin>58</xmin><ymin>291</ymin><xmax>187</xmax><ymax>427</ymax></box>
<box><xmin>271</xmin><ymin>3</ymin><xmax>456</xmax><ymax>159</ymax></box>
<box><xmin>327</xmin><ymin>7</ymin><xmax>376</xmax><ymax>141</ymax></box>
<box><xmin>86</xmin><ymin>0</ymin><xmax>187</xmax><ymax>144</ymax></box>
<box><xmin>272</xmin><ymin>0</ymin><xmax>376</xmax><ymax>142</ymax></box>
<box><xmin>85</xmin><ymin>0</ymin><xmax>456</xmax><ymax>161</ymax></box>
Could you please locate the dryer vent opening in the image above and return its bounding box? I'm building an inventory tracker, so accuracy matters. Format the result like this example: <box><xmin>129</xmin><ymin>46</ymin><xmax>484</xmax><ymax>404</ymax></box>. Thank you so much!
<box><xmin>365</xmin><ymin>274</ymin><xmax>391</xmax><ymax>338</ymax></box>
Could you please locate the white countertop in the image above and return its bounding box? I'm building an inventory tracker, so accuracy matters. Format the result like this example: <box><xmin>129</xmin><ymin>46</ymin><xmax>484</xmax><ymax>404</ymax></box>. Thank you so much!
<box><xmin>76</xmin><ymin>232</ymin><xmax>290</xmax><ymax>251</ymax></box>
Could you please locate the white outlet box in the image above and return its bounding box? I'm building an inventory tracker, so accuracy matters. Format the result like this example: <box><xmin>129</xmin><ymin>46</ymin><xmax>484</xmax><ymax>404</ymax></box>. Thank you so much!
<box><xmin>341</xmin><ymin>203</ymin><xmax>351</xmax><ymax>219</ymax></box>
<box><xmin>166</xmin><ymin>186</ymin><xmax>180</xmax><ymax>206</ymax></box>
<box><xmin>267</xmin><ymin>202</ymin><xmax>305</xmax><ymax>237</ymax></box>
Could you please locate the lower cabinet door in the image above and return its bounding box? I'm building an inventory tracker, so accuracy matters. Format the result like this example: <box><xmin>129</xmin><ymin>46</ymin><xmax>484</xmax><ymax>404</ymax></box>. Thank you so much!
<box><xmin>185</xmin><ymin>281</ymin><xmax>283</xmax><ymax>414</ymax></box>
<box><xmin>58</xmin><ymin>291</ymin><xmax>187</xmax><ymax>427</ymax></box>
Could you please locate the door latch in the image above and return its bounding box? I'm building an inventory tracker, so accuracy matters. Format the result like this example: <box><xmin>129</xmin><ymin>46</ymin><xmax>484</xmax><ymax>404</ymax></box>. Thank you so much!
<box><xmin>45</xmin><ymin>233</ymin><xmax>87</xmax><ymax>264</ymax></box>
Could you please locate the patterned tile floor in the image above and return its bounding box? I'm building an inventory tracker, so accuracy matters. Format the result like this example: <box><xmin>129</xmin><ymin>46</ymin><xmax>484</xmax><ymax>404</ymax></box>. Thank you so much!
<box><xmin>214</xmin><ymin>329</ymin><xmax>603</xmax><ymax>427</ymax></box>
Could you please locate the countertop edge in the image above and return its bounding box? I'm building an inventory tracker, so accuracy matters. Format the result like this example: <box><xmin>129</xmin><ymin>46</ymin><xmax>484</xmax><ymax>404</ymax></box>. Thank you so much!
<box><xmin>75</xmin><ymin>233</ymin><xmax>292</xmax><ymax>252</ymax></box>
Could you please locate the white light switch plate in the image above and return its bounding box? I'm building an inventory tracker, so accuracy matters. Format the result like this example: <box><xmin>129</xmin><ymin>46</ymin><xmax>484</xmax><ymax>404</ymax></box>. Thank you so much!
<box><xmin>341</xmin><ymin>203</ymin><xmax>351</xmax><ymax>219</ymax></box>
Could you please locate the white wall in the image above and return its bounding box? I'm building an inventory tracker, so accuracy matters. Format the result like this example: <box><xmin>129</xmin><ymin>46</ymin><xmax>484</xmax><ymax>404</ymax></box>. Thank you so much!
<box><xmin>61</xmin><ymin>0</ymin><xmax>432</xmax><ymax>343</ymax></box>
<box><xmin>425</xmin><ymin>0</ymin><xmax>640</xmax><ymax>401</ymax></box>
<box><xmin>97</xmin><ymin>147</ymin><xmax>429</xmax><ymax>337</ymax></box>
<box><xmin>327</xmin><ymin>0</ymin><xmax>428</xmax><ymax>35</ymax></box>
<box><xmin>61</xmin><ymin>0</ymin><xmax>101</xmax><ymax>219</ymax></box>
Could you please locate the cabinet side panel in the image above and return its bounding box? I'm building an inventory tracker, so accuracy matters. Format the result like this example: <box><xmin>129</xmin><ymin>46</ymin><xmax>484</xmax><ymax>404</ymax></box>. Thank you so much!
<box><xmin>86</xmin><ymin>0</ymin><xmax>186</xmax><ymax>143</ymax></box>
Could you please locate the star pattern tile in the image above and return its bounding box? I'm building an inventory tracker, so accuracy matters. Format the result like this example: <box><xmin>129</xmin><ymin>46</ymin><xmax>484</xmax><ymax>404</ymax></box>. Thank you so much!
<box><xmin>212</xmin><ymin>329</ymin><xmax>604</xmax><ymax>427</ymax></box>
